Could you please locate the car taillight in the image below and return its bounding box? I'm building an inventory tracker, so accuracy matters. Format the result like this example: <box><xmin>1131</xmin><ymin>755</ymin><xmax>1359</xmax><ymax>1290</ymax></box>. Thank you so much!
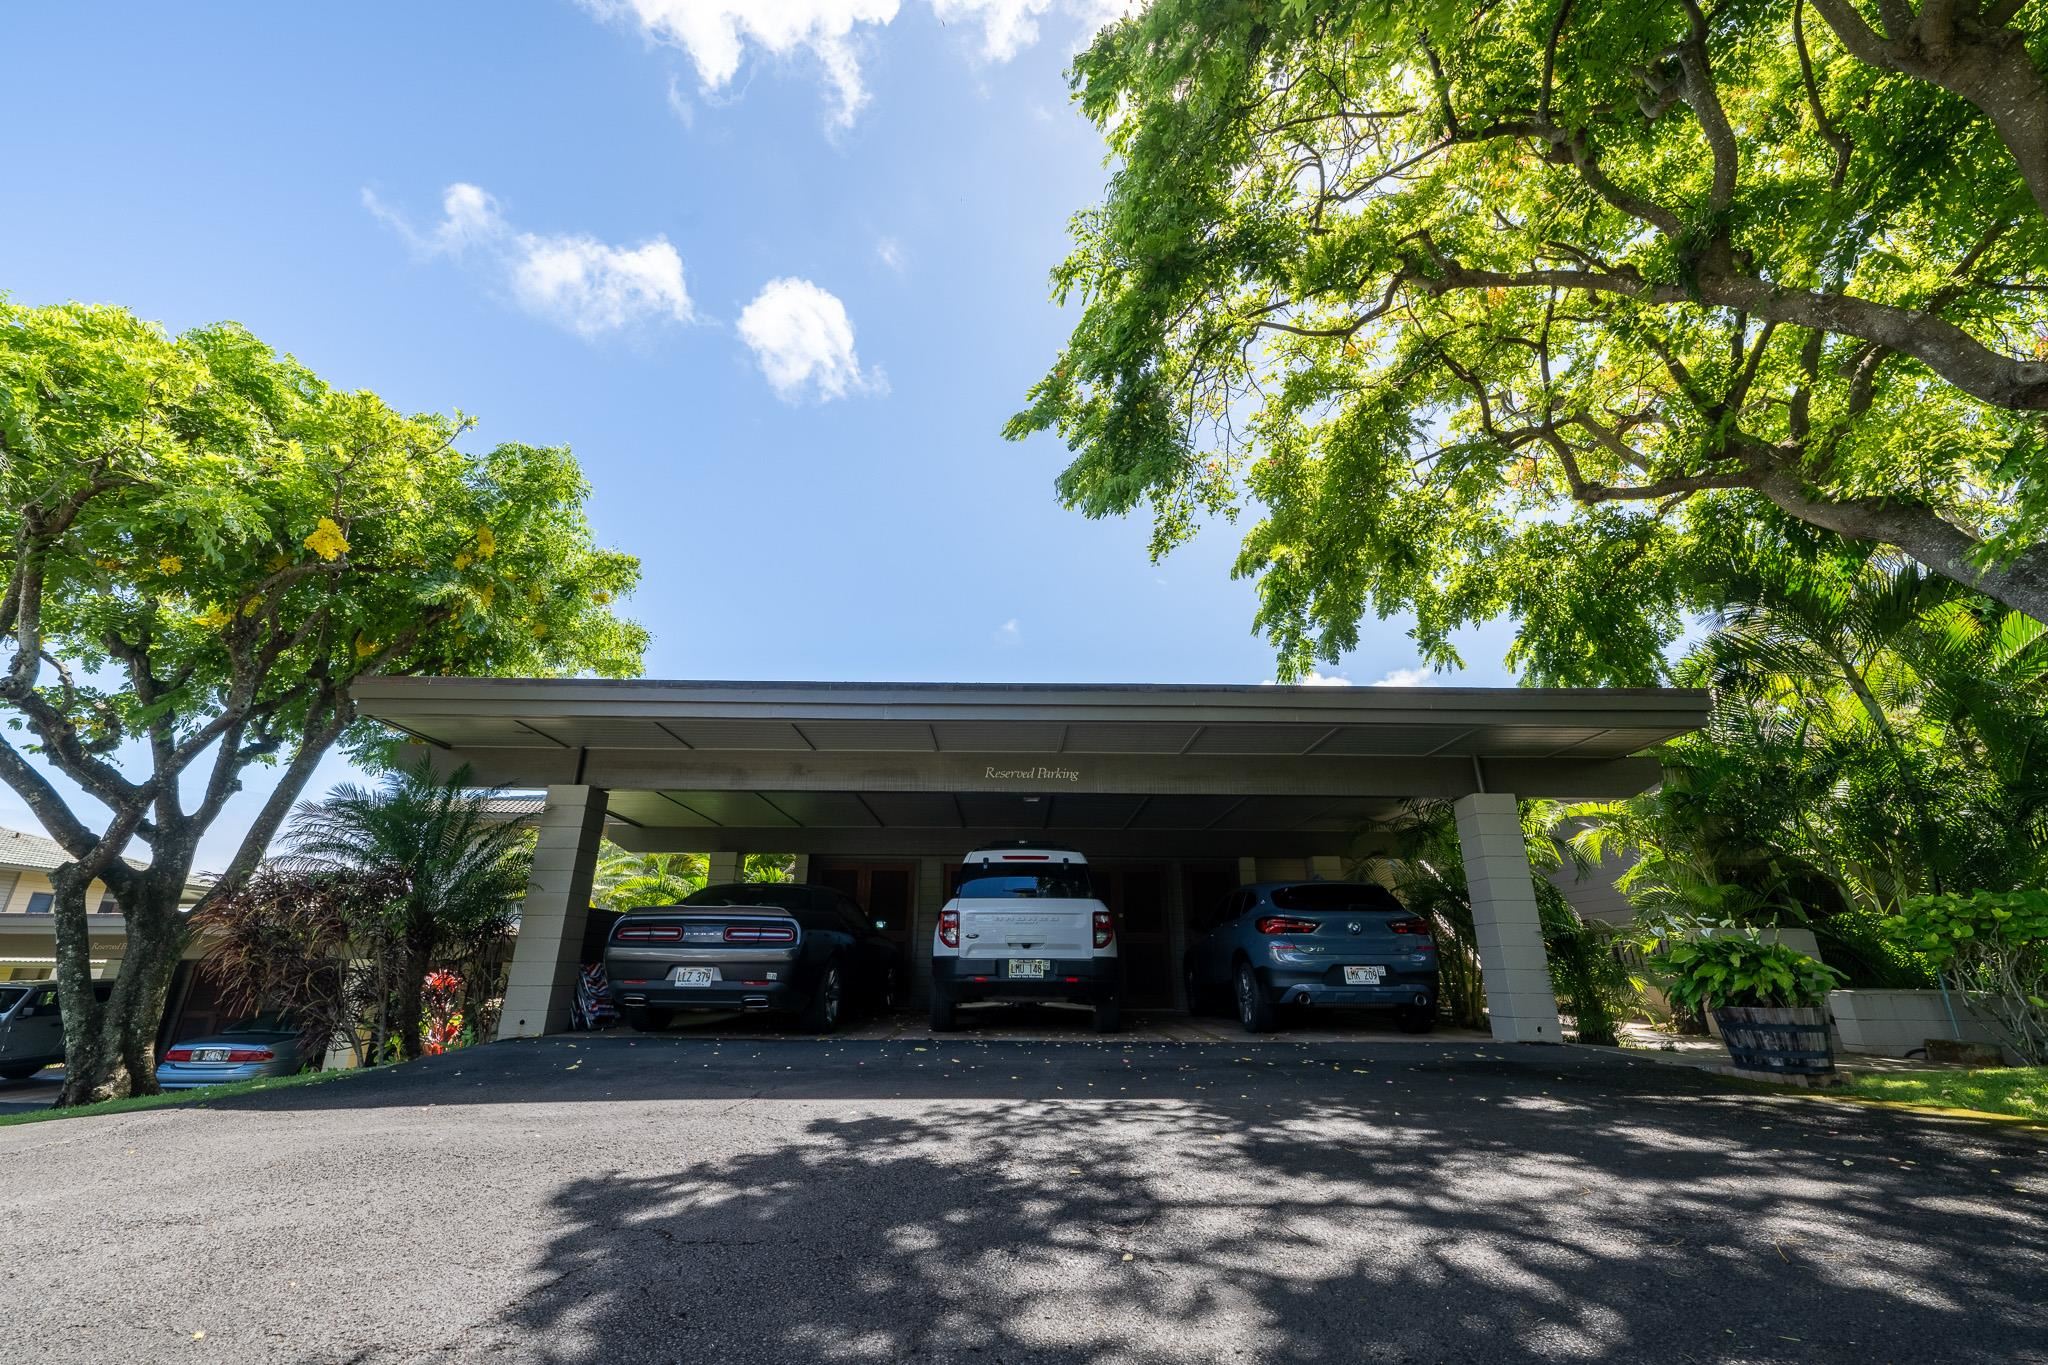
<box><xmin>1092</xmin><ymin>910</ymin><xmax>1115</xmax><ymax>949</ymax></box>
<box><xmin>225</xmin><ymin>1048</ymin><xmax>274</xmax><ymax>1063</ymax></box>
<box><xmin>1390</xmin><ymin>918</ymin><xmax>1430</xmax><ymax>935</ymax></box>
<box><xmin>615</xmin><ymin>925</ymin><xmax>683</xmax><ymax>942</ymax></box>
<box><xmin>164</xmin><ymin>1047</ymin><xmax>193</xmax><ymax>1063</ymax></box>
<box><xmin>724</xmin><ymin>925</ymin><xmax>797</xmax><ymax>944</ymax></box>
<box><xmin>939</xmin><ymin>909</ymin><xmax>960</xmax><ymax>949</ymax></box>
<box><xmin>1256</xmin><ymin>916</ymin><xmax>1321</xmax><ymax>935</ymax></box>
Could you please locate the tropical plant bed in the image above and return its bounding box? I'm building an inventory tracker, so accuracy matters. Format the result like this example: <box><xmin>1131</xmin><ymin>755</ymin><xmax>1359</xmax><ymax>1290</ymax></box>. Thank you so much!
<box><xmin>0</xmin><ymin>1066</ymin><xmax>357</xmax><ymax>1129</ymax></box>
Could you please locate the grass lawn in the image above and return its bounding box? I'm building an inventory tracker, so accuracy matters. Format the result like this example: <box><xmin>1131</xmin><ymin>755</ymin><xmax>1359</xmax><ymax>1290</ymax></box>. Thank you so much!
<box><xmin>0</xmin><ymin>1066</ymin><xmax>357</xmax><ymax>1128</ymax></box>
<box><xmin>1842</xmin><ymin>1067</ymin><xmax>2048</xmax><ymax>1122</ymax></box>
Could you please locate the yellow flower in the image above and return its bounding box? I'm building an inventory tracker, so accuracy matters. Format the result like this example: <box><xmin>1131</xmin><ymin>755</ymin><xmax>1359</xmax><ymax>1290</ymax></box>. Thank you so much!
<box><xmin>478</xmin><ymin>584</ymin><xmax>495</xmax><ymax>610</ymax></box>
<box><xmin>354</xmin><ymin>638</ymin><xmax>381</xmax><ymax>659</ymax></box>
<box><xmin>453</xmin><ymin>552</ymin><xmax>472</xmax><ymax>571</ymax></box>
<box><xmin>530</xmin><ymin>622</ymin><xmax>549</xmax><ymax>639</ymax></box>
<box><xmin>241</xmin><ymin>597</ymin><xmax>261</xmax><ymax>617</ymax></box>
<box><xmin>592</xmin><ymin>590</ymin><xmax>612</xmax><ymax>605</ymax></box>
<box><xmin>158</xmin><ymin>555</ymin><xmax>184</xmax><ymax>574</ymax></box>
<box><xmin>303</xmin><ymin>517</ymin><xmax>350</xmax><ymax>562</ymax></box>
<box><xmin>193</xmin><ymin>605</ymin><xmax>233</xmax><ymax>629</ymax></box>
<box><xmin>474</xmin><ymin>526</ymin><xmax>497</xmax><ymax>560</ymax></box>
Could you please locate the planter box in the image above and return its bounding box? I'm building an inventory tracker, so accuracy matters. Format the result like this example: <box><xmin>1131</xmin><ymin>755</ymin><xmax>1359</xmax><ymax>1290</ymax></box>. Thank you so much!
<box><xmin>1714</xmin><ymin>1005</ymin><xmax>1835</xmax><ymax>1079</ymax></box>
<box><xmin>1827</xmin><ymin>989</ymin><xmax>2018</xmax><ymax>1064</ymax></box>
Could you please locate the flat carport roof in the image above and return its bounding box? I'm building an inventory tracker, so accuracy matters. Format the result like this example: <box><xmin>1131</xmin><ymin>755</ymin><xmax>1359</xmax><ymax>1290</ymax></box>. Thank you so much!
<box><xmin>356</xmin><ymin>679</ymin><xmax>1707</xmax><ymax>858</ymax></box>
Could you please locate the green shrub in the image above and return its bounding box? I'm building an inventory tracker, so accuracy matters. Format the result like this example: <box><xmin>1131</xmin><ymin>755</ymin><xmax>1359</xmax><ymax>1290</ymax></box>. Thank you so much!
<box><xmin>1886</xmin><ymin>891</ymin><xmax>2048</xmax><ymax>1065</ymax></box>
<box><xmin>1538</xmin><ymin>883</ymin><xmax>1638</xmax><ymax>1045</ymax></box>
<box><xmin>1651</xmin><ymin>935</ymin><xmax>1844</xmax><ymax>1012</ymax></box>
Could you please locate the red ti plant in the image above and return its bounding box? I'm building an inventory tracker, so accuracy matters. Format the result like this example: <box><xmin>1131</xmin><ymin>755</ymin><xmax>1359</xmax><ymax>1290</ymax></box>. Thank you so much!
<box><xmin>421</xmin><ymin>969</ymin><xmax>466</xmax><ymax>1055</ymax></box>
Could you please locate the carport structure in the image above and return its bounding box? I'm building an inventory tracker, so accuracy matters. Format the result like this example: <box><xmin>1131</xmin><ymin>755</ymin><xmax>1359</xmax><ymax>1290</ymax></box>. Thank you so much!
<box><xmin>353</xmin><ymin>679</ymin><xmax>1707</xmax><ymax>1045</ymax></box>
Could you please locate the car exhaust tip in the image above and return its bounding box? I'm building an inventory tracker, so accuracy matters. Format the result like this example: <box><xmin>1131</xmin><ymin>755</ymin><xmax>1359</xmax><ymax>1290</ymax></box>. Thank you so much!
<box><xmin>1414</xmin><ymin>993</ymin><xmax>1430</xmax><ymax>1007</ymax></box>
<box><xmin>621</xmin><ymin>994</ymin><xmax>647</xmax><ymax>1006</ymax></box>
<box><xmin>741</xmin><ymin>996</ymin><xmax>771</xmax><ymax>1011</ymax></box>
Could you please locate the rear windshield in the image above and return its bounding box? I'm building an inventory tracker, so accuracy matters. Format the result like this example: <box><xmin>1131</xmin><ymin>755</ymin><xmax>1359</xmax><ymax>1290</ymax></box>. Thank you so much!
<box><xmin>1269</xmin><ymin>883</ymin><xmax>1405</xmax><ymax>914</ymax></box>
<box><xmin>683</xmin><ymin>884</ymin><xmax>811</xmax><ymax>912</ymax></box>
<box><xmin>954</xmin><ymin>864</ymin><xmax>1093</xmax><ymax>900</ymax></box>
<box><xmin>0</xmin><ymin>987</ymin><xmax>25</xmax><ymax>1015</ymax></box>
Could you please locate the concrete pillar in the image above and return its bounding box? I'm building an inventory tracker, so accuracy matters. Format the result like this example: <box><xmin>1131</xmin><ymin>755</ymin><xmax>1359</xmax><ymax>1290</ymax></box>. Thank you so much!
<box><xmin>790</xmin><ymin>853</ymin><xmax>810</xmax><ymax>883</ymax></box>
<box><xmin>1237</xmin><ymin>856</ymin><xmax>1259</xmax><ymax>887</ymax></box>
<box><xmin>705</xmin><ymin>851</ymin><xmax>741</xmax><ymax>884</ymax></box>
<box><xmin>496</xmin><ymin>786</ymin><xmax>607</xmax><ymax>1041</ymax></box>
<box><xmin>1453</xmin><ymin>793</ymin><xmax>1562</xmax><ymax>1045</ymax></box>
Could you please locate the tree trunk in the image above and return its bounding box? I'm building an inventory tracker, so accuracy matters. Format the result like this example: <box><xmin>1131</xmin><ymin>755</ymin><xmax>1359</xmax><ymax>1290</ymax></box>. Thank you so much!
<box><xmin>54</xmin><ymin>867</ymin><xmax>192</xmax><ymax>1107</ymax></box>
<box><xmin>397</xmin><ymin>931</ymin><xmax>433</xmax><ymax>1060</ymax></box>
<box><xmin>1755</xmin><ymin>471</ymin><xmax>2048</xmax><ymax>623</ymax></box>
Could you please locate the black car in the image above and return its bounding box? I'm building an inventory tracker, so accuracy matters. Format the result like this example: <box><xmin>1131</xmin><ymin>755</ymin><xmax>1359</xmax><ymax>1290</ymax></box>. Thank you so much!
<box><xmin>1183</xmin><ymin>881</ymin><xmax>1440</xmax><ymax>1033</ymax></box>
<box><xmin>605</xmin><ymin>882</ymin><xmax>904</xmax><ymax>1033</ymax></box>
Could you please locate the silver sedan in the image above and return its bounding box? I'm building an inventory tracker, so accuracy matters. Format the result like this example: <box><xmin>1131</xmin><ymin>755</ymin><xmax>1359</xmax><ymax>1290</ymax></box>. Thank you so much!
<box><xmin>156</xmin><ymin>1023</ymin><xmax>308</xmax><ymax>1090</ymax></box>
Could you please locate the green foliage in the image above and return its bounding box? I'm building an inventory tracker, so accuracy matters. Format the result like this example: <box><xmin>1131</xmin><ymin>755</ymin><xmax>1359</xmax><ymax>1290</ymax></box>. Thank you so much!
<box><xmin>0</xmin><ymin>302</ymin><xmax>647</xmax><ymax>756</ymax></box>
<box><xmin>0</xmin><ymin>297</ymin><xmax>645</xmax><ymax>1102</ymax></box>
<box><xmin>285</xmin><ymin>759</ymin><xmax>532</xmax><ymax>1059</ymax></box>
<box><xmin>1887</xmin><ymin>890</ymin><xmax>2048</xmax><ymax>1063</ymax></box>
<box><xmin>1571</xmin><ymin>543</ymin><xmax>2048</xmax><ymax>984</ymax></box>
<box><xmin>1015</xmin><ymin>1</ymin><xmax>2048</xmax><ymax>680</ymax></box>
<box><xmin>592</xmin><ymin>846</ymin><xmax>706</xmax><ymax>910</ymax></box>
<box><xmin>1536</xmin><ymin>881</ymin><xmax>1637</xmax><ymax>1046</ymax></box>
<box><xmin>743</xmin><ymin>854</ymin><xmax>798</xmax><ymax>884</ymax></box>
<box><xmin>1651</xmin><ymin>935</ymin><xmax>1845</xmax><ymax>1011</ymax></box>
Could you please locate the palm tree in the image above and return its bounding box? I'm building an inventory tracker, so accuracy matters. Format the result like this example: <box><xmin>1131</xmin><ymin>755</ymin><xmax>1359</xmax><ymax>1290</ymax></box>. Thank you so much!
<box><xmin>286</xmin><ymin>759</ymin><xmax>532</xmax><ymax>1059</ymax></box>
<box><xmin>592</xmin><ymin>846</ymin><xmax>706</xmax><ymax>910</ymax></box>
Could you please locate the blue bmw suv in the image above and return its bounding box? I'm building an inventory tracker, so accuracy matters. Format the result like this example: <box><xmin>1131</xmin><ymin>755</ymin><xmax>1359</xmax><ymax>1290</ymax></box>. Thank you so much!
<box><xmin>1183</xmin><ymin>881</ymin><xmax>1440</xmax><ymax>1034</ymax></box>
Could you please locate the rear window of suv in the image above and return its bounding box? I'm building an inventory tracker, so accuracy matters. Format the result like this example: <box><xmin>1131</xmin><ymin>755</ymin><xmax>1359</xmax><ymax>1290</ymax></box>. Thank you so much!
<box><xmin>954</xmin><ymin>865</ymin><xmax>1093</xmax><ymax>899</ymax></box>
<box><xmin>1269</xmin><ymin>883</ymin><xmax>1404</xmax><ymax>913</ymax></box>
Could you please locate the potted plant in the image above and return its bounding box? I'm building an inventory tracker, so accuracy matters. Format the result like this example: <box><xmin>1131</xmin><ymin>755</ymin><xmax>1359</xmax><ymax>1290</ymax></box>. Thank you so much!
<box><xmin>1651</xmin><ymin>934</ymin><xmax>1846</xmax><ymax>1080</ymax></box>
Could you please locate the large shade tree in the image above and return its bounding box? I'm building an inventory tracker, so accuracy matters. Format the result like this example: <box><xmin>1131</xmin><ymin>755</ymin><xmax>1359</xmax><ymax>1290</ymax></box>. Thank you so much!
<box><xmin>0</xmin><ymin>300</ymin><xmax>646</xmax><ymax>1104</ymax></box>
<box><xmin>1011</xmin><ymin>0</ymin><xmax>2048</xmax><ymax>682</ymax></box>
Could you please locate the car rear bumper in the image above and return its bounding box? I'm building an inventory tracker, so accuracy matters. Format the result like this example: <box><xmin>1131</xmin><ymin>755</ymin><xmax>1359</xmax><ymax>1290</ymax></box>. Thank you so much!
<box><xmin>154</xmin><ymin>1061</ymin><xmax>292</xmax><ymax>1090</ymax></box>
<box><xmin>933</xmin><ymin>956</ymin><xmax>1120</xmax><ymax>1003</ymax></box>
<box><xmin>606</xmin><ymin>964</ymin><xmax>809</xmax><ymax>1014</ymax></box>
<box><xmin>1254</xmin><ymin>965</ymin><xmax>1438</xmax><ymax>1009</ymax></box>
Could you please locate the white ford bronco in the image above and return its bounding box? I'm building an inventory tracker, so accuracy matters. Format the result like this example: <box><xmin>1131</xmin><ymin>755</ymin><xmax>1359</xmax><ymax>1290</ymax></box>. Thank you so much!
<box><xmin>929</xmin><ymin>843</ymin><xmax>1121</xmax><ymax>1033</ymax></box>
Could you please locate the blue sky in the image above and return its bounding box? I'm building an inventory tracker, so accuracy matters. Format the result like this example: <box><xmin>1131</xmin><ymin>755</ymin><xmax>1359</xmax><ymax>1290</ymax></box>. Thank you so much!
<box><xmin>1</xmin><ymin>2</ymin><xmax>1514</xmax><ymax>869</ymax></box>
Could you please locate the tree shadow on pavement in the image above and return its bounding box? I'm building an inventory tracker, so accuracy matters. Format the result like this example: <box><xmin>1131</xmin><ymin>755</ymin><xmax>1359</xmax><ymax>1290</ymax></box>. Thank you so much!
<box><xmin>452</xmin><ymin>1060</ymin><xmax>2048</xmax><ymax>1365</ymax></box>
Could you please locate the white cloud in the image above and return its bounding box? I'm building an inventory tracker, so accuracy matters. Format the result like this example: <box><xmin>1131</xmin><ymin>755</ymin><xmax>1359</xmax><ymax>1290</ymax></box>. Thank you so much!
<box><xmin>930</xmin><ymin>0</ymin><xmax>1053</xmax><ymax>61</ymax></box>
<box><xmin>1370</xmin><ymin>667</ymin><xmax>1437</xmax><ymax>688</ymax></box>
<box><xmin>995</xmin><ymin>618</ymin><xmax>1021</xmax><ymax>645</ymax></box>
<box><xmin>587</xmin><ymin>0</ymin><xmax>1139</xmax><ymax>127</ymax></box>
<box><xmin>365</xmin><ymin>183</ymin><xmax>692</xmax><ymax>338</ymax></box>
<box><xmin>875</xmin><ymin>236</ymin><xmax>905</xmax><ymax>273</ymax></box>
<box><xmin>737</xmin><ymin>277</ymin><xmax>881</xmax><ymax>401</ymax></box>
<box><xmin>589</xmin><ymin>0</ymin><xmax>899</xmax><ymax>127</ymax></box>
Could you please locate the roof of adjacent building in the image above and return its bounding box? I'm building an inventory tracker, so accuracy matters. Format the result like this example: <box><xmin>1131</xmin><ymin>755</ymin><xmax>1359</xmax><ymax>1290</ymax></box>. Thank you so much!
<box><xmin>0</xmin><ymin>824</ymin><xmax>217</xmax><ymax>896</ymax></box>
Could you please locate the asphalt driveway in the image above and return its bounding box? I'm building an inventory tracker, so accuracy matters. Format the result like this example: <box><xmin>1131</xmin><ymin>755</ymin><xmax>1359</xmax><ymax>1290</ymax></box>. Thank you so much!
<box><xmin>0</xmin><ymin>1038</ymin><xmax>2042</xmax><ymax>1365</ymax></box>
